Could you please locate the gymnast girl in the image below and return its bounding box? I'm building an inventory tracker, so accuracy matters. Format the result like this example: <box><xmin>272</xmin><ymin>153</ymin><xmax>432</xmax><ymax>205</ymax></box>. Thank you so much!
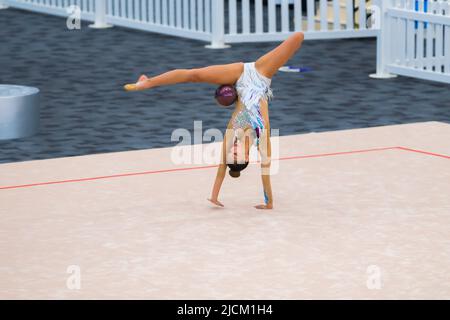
<box><xmin>125</xmin><ymin>32</ymin><xmax>305</xmax><ymax>209</ymax></box>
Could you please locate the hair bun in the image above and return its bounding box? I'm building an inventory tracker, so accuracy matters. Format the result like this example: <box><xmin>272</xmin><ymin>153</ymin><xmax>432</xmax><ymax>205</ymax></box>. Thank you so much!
<box><xmin>229</xmin><ymin>170</ymin><xmax>240</xmax><ymax>178</ymax></box>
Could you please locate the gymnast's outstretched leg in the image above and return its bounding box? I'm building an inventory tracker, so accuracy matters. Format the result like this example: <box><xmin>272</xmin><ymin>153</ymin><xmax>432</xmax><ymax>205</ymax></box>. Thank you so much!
<box><xmin>124</xmin><ymin>32</ymin><xmax>304</xmax><ymax>91</ymax></box>
<box><xmin>124</xmin><ymin>62</ymin><xmax>245</xmax><ymax>91</ymax></box>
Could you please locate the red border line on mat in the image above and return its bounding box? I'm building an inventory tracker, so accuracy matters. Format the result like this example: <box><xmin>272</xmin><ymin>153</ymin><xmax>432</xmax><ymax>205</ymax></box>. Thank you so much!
<box><xmin>0</xmin><ymin>146</ymin><xmax>448</xmax><ymax>191</ymax></box>
<box><xmin>0</xmin><ymin>164</ymin><xmax>218</xmax><ymax>190</ymax></box>
<box><xmin>396</xmin><ymin>146</ymin><xmax>450</xmax><ymax>160</ymax></box>
<box><xmin>277</xmin><ymin>146</ymin><xmax>398</xmax><ymax>161</ymax></box>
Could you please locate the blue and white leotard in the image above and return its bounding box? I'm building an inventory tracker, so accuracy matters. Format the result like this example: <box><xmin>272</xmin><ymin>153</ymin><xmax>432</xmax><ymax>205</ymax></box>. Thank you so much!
<box><xmin>231</xmin><ymin>62</ymin><xmax>274</xmax><ymax>205</ymax></box>
<box><xmin>232</xmin><ymin>62</ymin><xmax>274</xmax><ymax>144</ymax></box>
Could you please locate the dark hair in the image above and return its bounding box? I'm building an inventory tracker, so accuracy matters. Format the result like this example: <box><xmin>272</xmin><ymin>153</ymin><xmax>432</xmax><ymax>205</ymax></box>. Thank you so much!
<box><xmin>227</xmin><ymin>161</ymin><xmax>249</xmax><ymax>178</ymax></box>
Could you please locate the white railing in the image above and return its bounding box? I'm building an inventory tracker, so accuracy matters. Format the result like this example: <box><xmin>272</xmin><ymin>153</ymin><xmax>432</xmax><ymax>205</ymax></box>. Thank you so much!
<box><xmin>2</xmin><ymin>0</ymin><xmax>96</xmax><ymax>20</ymax></box>
<box><xmin>0</xmin><ymin>0</ymin><xmax>8</xmax><ymax>9</ymax></box>
<box><xmin>224</xmin><ymin>0</ymin><xmax>378</xmax><ymax>43</ymax></box>
<box><xmin>371</xmin><ymin>0</ymin><xmax>450</xmax><ymax>83</ymax></box>
<box><xmin>104</xmin><ymin>0</ymin><xmax>213</xmax><ymax>42</ymax></box>
<box><xmin>2</xmin><ymin>0</ymin><xmax>216</xmax><ymax>43</ymax></box>
<box><xmin>3</xmin><ymin>0</ymin><xmax>379</xmax><ymax>46</ymax></box>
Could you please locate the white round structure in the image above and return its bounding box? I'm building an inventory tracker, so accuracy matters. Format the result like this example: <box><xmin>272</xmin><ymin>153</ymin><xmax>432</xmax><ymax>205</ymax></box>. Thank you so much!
<box><xmin>0</xmin><ymin>85</ymin><xmax>40</xmax><ymax>140</ymax></box>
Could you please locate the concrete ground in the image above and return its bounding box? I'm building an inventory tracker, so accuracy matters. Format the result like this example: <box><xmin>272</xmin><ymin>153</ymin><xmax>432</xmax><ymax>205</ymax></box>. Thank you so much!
<box><xmin>1</xmin><ymin>121</ymin><xmax>449</xmax><ymax>299</ymax></box>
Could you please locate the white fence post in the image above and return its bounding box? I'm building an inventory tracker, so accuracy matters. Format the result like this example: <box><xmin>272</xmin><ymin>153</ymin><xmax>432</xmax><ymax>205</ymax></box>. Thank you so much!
<box><xmin>0</xmin><ymin>0</ymin><xmax>9</xmax><ymax>10</ymax></box>
<box><xmin>370</xmin><ymin>0</ymin><xmax>397</xmax><ymax>79</ymax></box>
<box><xmin>89</xmin><ymin>0</ymin><xmax>113</xmax><ymax>29</ymax></box>
<box><xmin>205</xmin><ymin>0</ymin><xmax>230</xmax><ymax>49</ymax></box>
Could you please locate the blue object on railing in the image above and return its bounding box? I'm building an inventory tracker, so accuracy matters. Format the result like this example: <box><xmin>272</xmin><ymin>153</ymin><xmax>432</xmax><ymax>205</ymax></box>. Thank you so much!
<box><xmin>415</xmin><ymin>0</ymin><xmax>428</xmax><ymax>29</ymax></box>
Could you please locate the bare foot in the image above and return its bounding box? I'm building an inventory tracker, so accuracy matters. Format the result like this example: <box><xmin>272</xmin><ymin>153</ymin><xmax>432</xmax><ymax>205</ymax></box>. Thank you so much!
<box><xmin>124</xmin><ymin>74</ymin><xmax>151</xmax><ymax>91</ymax></box>
<box><xmin>208</xmin><ymin>198</ymin><xmax>224</xmax><ymax>207</ymax></box>
<box><xmin>124</xmin><ymin>83</ymin><xmax>138</xmax><ymax>91</ymax></box>
<box><xmin>138</xmin><ymin>74</ymin><xmax>149</xmax><ymax>82</ymax></box>
<box><xmin>254</xmin><ymin>204</ymin><xmax>273</xmax><ymax>210</ymax></box>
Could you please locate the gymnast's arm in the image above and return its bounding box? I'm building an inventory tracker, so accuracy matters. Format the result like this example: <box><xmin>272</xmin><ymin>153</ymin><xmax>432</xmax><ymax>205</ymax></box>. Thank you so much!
<box><xmin>256</xmin><ymin>131</ymin><xmax>273</xmax><ymax>210</ymax></box>
<box><xmin>124</xmin><ymin>62</ymin><xmax>244</xmax><ymax>91</ymax></box>
<box><xmin>208</xmin><ymin>163</ymin><xmax>226</xmax><ymax>207</ymax></box>
<box><xmin>207</xmin><ymin>135</ymin><xmax>230</xmax><ymax>208</ymax></box>
<box><xmin>255</xmin><ymin>99</ymin><xmax>273</xmax><ymax>210</ymax></box>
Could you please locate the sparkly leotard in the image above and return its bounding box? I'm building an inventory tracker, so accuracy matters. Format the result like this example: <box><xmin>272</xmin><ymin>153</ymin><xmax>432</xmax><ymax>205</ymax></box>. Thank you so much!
<box><xmin>232</xmin><ymin>62</ymin><xmax>274</xmax><ymax>145</ymax></box>
<box><xmin>229</xmin><ymin>62</ymin><xmax>274</xmax><ymax>206</ymax></box>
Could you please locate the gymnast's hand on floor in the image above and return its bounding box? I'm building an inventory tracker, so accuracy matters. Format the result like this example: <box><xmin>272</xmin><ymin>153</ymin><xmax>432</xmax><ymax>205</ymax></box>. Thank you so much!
<box><xmin>207</xmin><ymin>198</ymin><xmax>224</xmax><ymax>208</ymax></box>
<box><xmin>124</xmin><ymin>74</ymin><xmax>151</xmax><ymax>91</ymax></box>
<box><xmin>254</xmin><ymin>203</ymin><xmax>273</xmax><ymax>210</ymax></box>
